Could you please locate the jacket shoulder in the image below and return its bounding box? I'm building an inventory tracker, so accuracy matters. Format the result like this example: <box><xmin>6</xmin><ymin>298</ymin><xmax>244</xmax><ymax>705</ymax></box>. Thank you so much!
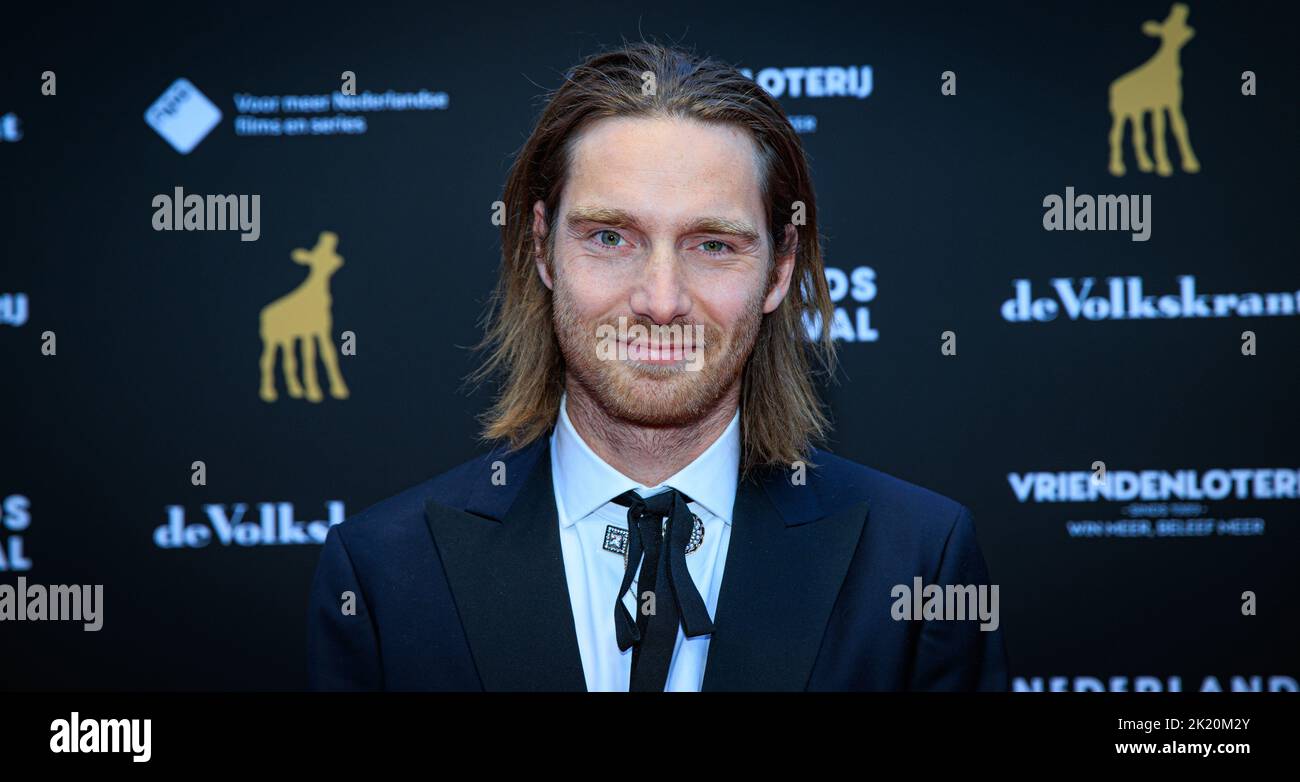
<box><xmin>780</xmin><ymin>448</ymin><xmax>972</xmax><ymax>544</ymax></box>
<box><xmin>328</xmin><ymin>448</ymin><xmax>506</xmax><ymax>556</ymax></box>
<box><xmin>812</xmin><ymin>448</ymin><xmax>966</xmax><ymax>515</ymax></box>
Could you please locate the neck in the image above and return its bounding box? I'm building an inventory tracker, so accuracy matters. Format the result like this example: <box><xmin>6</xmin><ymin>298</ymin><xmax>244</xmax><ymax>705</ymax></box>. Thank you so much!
<box><xmin>1153</xmin><ymin>43</ymin><xmax>1181</xmax><ymax>61</ymax></box>
<box><xmin>299</xmin><ymin>272</ymin><xmax>331</xmax><ymax>296</ymax></box>
<box><xmin>565</xmin><ymin>382</ymin><xmax>738</xmax><ymax>487</ymax></box>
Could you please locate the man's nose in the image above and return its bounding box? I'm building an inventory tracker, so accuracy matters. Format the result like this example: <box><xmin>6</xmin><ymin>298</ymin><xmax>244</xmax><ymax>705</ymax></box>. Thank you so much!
<box><xmin>629</xmin><ymin>248</ymin><xmax>691</xmax><ymax>324</ymax></box>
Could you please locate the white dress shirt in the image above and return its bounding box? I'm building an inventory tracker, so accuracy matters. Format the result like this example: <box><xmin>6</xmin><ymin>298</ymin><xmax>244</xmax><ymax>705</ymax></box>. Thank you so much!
<box><xmin>550</xmin><ymin>393</ymin><xmax>739</xmax><ymax>692</ymax></box>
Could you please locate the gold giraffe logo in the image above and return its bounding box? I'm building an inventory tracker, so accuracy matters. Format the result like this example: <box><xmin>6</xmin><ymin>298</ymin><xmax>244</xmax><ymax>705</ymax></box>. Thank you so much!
<box><xmin>258</xmin><ymin>231</ymin><xmax>350</xmax><ymax>403</ymax></box>
<box><xmin>1108</xmin><ymin>2</ymin><xmax>1201</xmax><ymax>177</ymax></box>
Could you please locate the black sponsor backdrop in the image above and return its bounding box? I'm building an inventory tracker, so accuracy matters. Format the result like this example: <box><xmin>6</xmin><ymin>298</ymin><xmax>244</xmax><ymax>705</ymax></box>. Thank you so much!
<box><xmin>1</xmin><ymin>0</ymin><xmax>1296</xmax><ymax>690</ymax></box>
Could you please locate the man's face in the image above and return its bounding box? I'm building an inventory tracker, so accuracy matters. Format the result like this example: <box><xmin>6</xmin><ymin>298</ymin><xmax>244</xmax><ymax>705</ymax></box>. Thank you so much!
<box><xmin>534</xmin><ymin>115</ymin><xmax>796</xmax><ymax>427</ymax></box>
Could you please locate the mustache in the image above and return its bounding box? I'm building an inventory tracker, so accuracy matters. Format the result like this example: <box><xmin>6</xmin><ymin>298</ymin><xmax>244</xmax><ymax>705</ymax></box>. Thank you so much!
<box><xmin>594</xmin><ymin>316</ymin><xmax>718</xmax><ymax>349</ymax></box>
<box><xmin>592</xmin><ymin>316</ymin><xmax>710</xmax><ymax>372</ymax></box>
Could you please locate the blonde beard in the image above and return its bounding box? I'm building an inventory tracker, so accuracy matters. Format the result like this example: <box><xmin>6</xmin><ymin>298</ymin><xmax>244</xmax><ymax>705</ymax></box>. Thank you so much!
<box><xmin>551</xmin><ymin>275</ymin><xmax>765</xmax><ymax>428</ymax></box>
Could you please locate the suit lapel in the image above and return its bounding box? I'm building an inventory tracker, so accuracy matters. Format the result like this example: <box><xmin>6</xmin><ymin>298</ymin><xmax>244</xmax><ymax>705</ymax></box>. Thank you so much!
<box><xmin>701</xmin><ymin>470</ymin><xmax>870</xmax><ymax>691</ymax></box>
<box><xmin>423</xmin><ymin>438</ymin><xmax>588</xmax><ymax>691</ymax></box>
<box><xmin>422</xmin><ymin>438</ymin><xmax>868</xmax><ymax>692</ymax></box>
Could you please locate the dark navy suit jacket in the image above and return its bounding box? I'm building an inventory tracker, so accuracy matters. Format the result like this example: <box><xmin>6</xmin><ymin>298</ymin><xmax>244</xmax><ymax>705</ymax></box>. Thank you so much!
<box><xmin>307</xmin><ymin>436</ymin><xmax>1010</xmax><ymax>691</ymax></box>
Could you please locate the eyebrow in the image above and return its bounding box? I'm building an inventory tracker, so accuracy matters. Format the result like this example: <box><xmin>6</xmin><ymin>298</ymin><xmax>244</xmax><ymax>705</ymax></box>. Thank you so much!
<box><xmin>564</xmin><ymin>206</ymin><xmax>762</xmax><ymax>247</ymax></box>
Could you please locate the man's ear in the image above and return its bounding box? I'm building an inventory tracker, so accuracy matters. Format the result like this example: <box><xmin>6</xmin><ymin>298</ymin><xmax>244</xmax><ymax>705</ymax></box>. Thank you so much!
<box><xmin>762</xmin><ymin>223</ymin><xmax>798</xmax><ymax>314</ymax></box>
<box><xmin>533</xmin><ymin>199</ymin><xmax>554</xmax><ymax>290</ymax></box>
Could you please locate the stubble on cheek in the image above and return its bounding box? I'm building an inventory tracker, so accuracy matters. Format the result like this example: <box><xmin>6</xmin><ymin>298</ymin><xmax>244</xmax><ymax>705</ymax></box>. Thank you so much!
<box><xmin>549</xmin><ymin>271</ymin><xmax>767</xmax><ymax>427</ymax></box>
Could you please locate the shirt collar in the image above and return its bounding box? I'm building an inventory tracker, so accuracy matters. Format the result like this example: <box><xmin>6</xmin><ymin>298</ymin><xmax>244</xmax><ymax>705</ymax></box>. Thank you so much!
<box><xmin>551</xmin><ymin>392</ymin><xmax>741</xmax><ymax>527</ymax></box>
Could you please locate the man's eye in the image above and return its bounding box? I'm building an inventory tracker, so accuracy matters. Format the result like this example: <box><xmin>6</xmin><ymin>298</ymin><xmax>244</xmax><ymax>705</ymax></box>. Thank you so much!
<box><xmin>698</xmin><ymin>240</ymin><xmax>732</xmax><ymax>256</ymax></box>
<box><xmin>594</xmin><ymin>230</ymin><xmax>625</xmax><ymax>249</ymax></box>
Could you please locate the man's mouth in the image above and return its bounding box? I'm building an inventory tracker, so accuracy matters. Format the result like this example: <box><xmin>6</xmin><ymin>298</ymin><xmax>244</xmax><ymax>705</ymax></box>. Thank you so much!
<box><xmin>621</xmin><ymin>339</ymin><xmax>687</xmax><ymax>363</ymax></box>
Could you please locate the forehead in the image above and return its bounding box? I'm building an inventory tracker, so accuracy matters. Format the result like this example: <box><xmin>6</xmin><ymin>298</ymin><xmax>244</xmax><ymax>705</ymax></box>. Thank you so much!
<box><xmin>561</xmin><ymin>115</ymin><xmax>766</xmax><ymax>229</ymax></box>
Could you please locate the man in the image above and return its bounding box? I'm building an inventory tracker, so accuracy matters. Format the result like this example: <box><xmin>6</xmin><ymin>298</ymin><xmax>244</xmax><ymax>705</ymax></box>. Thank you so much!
<box><xmin>307</xmin><ymin>41</ymin><xmax>1009</xmax><ymax>691</ymax></box>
